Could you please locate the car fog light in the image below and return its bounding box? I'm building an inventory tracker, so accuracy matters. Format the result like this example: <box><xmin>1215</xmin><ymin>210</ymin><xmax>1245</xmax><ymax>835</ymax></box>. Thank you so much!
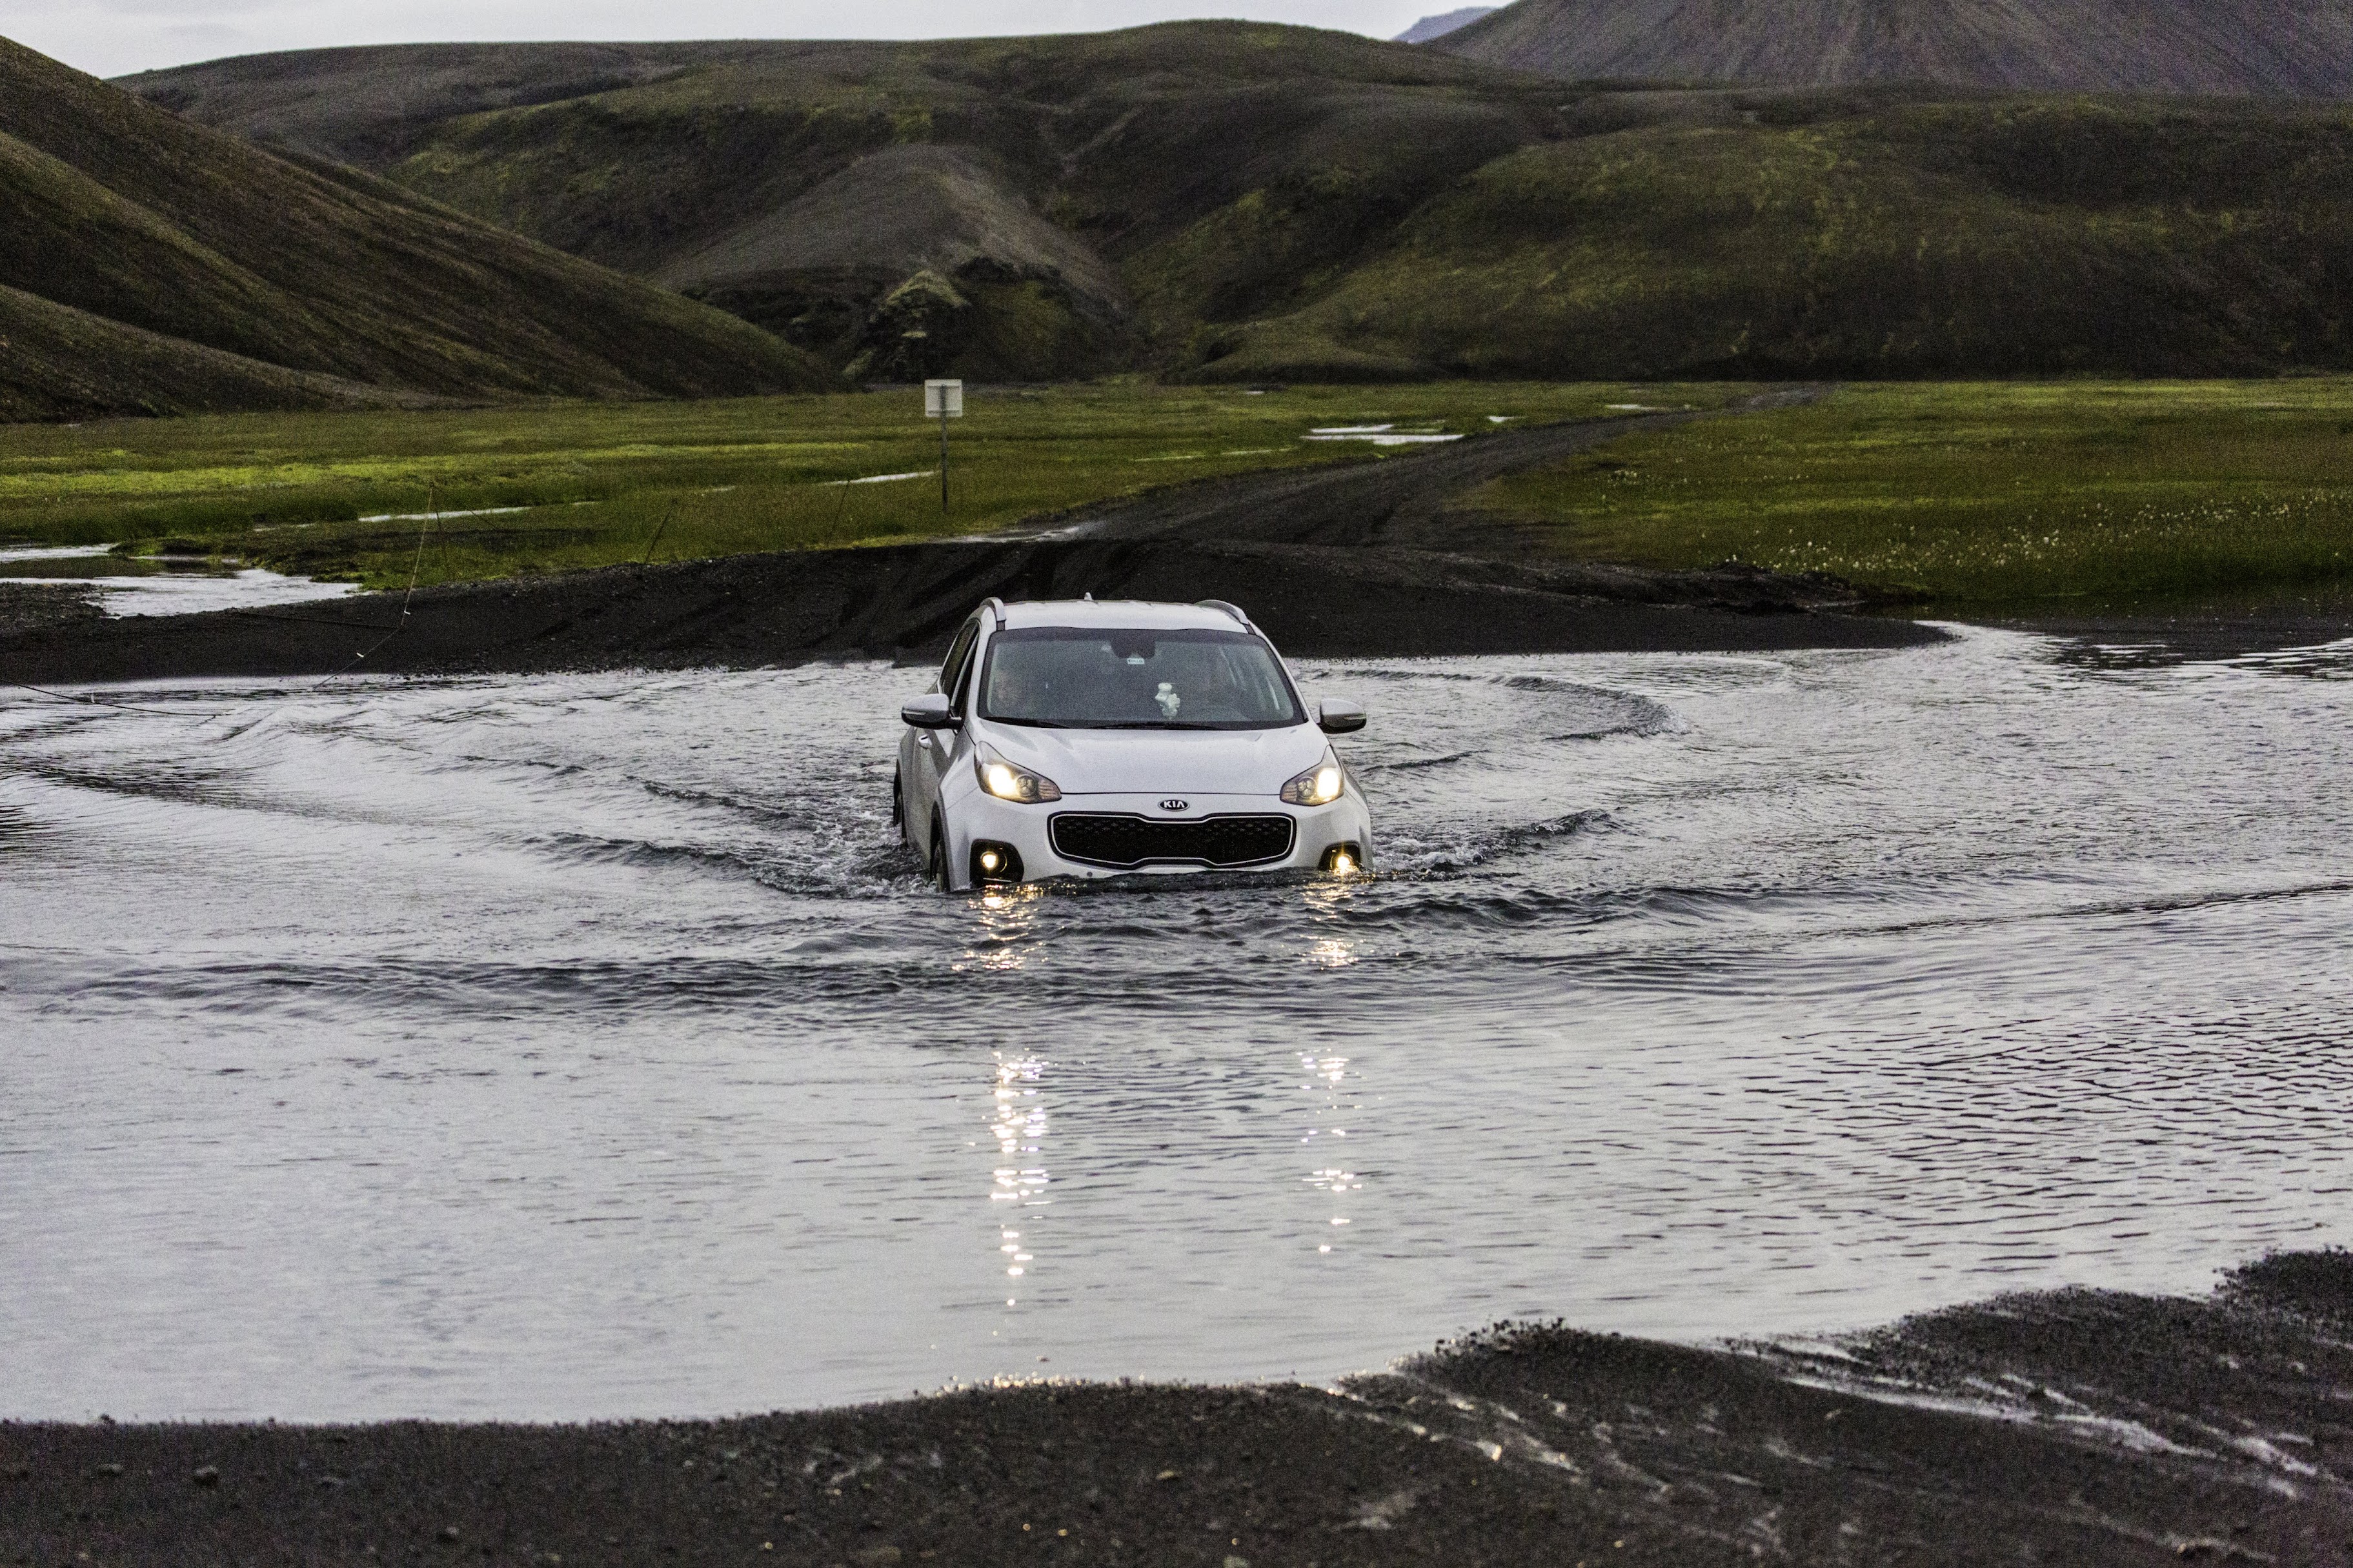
<box><xmin>971</xmin><ymin>841</ymin><xmax>1024</xmax><ymax>884</ymax></box>
<box><xmin>1282</xmin><ymin>750</ymin><xmax>1346</xmax><ymax>806</ymax></box>
<box><xmin>1320</xmin><ymin>842</ymin><xmax>1364</xmax><ymax>875</ymax></box>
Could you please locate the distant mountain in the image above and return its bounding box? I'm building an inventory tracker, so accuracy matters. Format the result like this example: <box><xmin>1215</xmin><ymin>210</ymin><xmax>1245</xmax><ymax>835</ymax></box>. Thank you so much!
<box><xmin>119</xmin><ymin>23</ymin><xmax>2353</xmax><ymax>384</ymax></box>
<box><xmin>1439</xmin><ymin>0</ymin><xmax>2353</xmax><ymax>97</ymax></box>
<box><xmin>1396</xmin><ymin>8</ymin><xmax>1499</xmax><ymax>44</ymax></box>
<box><xmin>122</xmin><ymin>26</ymin><xmax>1550</xmax><ymax>383</ymax></box>
<box><xmin>0</xmin><ymin>35</ymin><xmax>831</xmax><ymax>421</ymax></box>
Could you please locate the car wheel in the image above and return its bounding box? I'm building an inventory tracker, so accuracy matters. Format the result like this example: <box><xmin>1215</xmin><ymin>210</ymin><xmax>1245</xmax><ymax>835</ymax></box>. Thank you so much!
<box><xmin>930</xmin><ymin>819</ymin><xmax>953</xmax><ymax>894</ymax></box>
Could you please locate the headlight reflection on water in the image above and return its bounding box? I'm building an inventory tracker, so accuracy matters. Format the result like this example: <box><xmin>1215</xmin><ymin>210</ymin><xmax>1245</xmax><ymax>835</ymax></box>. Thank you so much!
<box><xmin>1301</xmin><ymin>1053</ymin><xmax>1361</xmax><ymax>1252</ymax></box>
<box><xmin>958</xmin><ymin>881</ymin><xmax>1045</xmax><ymax>970</ymax></box>
<box><xmin>989</xmin><ymin>1053</ymin><xmax>1052</xmax><ymax>1309</ymax></box>
<box><xmin>1303</xmin><ymin>865</ymin><xmax>1367</xmax><ymax>963</ymax></box>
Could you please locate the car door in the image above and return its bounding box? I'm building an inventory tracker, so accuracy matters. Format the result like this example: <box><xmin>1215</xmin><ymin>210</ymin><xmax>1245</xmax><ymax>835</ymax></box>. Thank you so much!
<box><xmin>911</xmin><ymin>615</ymin><xmax>982</xmax><ymax>845</ymax></box>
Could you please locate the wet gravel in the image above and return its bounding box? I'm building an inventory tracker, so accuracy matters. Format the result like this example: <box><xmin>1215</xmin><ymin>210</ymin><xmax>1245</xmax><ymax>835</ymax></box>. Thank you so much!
<box><xmin>0</xmin><ymin>535</ymin><xmax>1936</xmax><ymax>687</ymax></box>
<box><xmin>0</xmin><ymin>582</ymin><xmax>100</xmax><ymax>639</ymax></box>
<box><xmin>3</xmin><ymin>1252</ymin><xmax>2347</xmax><ymax>1566</ymax></box>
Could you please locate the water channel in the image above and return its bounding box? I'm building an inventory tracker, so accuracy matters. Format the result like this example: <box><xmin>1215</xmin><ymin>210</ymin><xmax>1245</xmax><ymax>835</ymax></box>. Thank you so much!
<box><xmin>3</xmin><ymin>627</ymin><xmax>2350</xmax><ymax>1418</ymax></box>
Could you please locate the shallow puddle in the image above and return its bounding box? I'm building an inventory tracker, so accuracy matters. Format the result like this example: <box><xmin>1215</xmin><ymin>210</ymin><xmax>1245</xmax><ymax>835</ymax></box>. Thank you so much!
<box><xmin>3</xmin><ymin>627</ymin><xmax>2350</xmax><ymax>1419</ymax></box>
<box><xmin>0</xmin><ymin>543</ymin><xmax>359</xmax><ymax>616</ymax></box>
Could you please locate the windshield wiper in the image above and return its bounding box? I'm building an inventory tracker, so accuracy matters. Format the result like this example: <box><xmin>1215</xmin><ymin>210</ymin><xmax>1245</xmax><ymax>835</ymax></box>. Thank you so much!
<box><xmin>986</xmin><ymin>716</ymin><xmax>1069</xmax><ymax>728</ymax></box>
<box><xmin>1085</xmin><ymin>721</ymin><xmax>1228</xmax><ymax>730</ymax></box>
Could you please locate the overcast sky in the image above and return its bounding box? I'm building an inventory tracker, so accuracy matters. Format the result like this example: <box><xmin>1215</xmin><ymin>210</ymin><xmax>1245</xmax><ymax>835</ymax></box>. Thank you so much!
<box><xmin>12</xmin><ymin>0</ymin><xmax>1459</xmax><ymax>79</ymax></box>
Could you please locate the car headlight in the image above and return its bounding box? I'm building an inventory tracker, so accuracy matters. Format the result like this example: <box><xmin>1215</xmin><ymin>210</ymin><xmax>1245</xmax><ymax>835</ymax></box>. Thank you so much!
<box><xmin>1280</xmin><ymin>751</ymin><xmax>1346</xmax><ymax>807</ymax></box>
<box><xmin>975</xmin><ymin>741</ymin><xmax>1062</xmax><ymax>803</ymax></box>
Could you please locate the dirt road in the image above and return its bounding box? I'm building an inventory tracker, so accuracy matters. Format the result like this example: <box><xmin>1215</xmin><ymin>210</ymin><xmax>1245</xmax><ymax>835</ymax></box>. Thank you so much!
<box><xmin>1020</xmin><ymin>389</ymin><xmax>1821</xmax><ymax>551</ymax></box>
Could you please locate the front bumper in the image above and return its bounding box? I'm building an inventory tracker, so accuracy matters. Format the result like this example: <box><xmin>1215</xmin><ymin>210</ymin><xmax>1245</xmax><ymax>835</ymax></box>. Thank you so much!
<box><xmin>939</xmin><ymin>785</ymin><xmax>1373</xmax><ymax>890</ymax></box>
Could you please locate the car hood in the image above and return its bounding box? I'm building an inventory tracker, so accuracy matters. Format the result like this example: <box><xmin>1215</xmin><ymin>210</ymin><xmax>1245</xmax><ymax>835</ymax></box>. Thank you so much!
<box><xmin>978</xmin><ymin>723</ymin><xmax>1330</xmax><ymax>798</ymax></box>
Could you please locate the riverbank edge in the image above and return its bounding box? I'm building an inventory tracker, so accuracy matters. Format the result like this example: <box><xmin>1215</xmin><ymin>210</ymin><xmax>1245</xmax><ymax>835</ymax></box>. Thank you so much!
<box><xmin>0</xmin><ymin>536</ymin><xmax>1943</xmax><ymax>687</ymax></box>
<box><xmin>3</xmin><ymin>1252</ymin><xmax>2347</xmax><ymax>1567</ymax></box>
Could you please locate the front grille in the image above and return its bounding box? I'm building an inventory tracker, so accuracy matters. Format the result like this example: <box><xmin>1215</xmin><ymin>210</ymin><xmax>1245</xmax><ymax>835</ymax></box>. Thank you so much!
<box><xmin>1049</xmin><ymin>813</ymin><xmax>1296</xmax><ymax>870</ymax></box>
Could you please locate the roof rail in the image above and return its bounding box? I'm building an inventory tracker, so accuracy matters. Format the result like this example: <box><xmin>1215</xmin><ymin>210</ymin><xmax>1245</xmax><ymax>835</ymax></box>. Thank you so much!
<box><xmin>1197</xmin><ymin>599</ymin><xmax>1251</xmax><ymax>628</ymax></box>
<box><xmin>983</xmin><ymin>596</ymin><xmax>1007</xmax><ymax>630</ymax></box>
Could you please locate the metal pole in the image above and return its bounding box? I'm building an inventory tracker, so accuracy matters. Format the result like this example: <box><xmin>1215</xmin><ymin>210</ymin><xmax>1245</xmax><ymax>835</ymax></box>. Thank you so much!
<box><xmin>940</xmin><ymin>409</ymin><xmax>950</xmax><ymax>515</ymax></box>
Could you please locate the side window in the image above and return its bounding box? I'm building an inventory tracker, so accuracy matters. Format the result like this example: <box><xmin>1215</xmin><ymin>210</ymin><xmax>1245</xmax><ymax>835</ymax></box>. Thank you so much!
<box><xmin>954</xmin><ymin>640</ymin><xmax>983</xmax><ymax>716</ymax></box>
<box><xmin>939</xmin><ymin>619</ymin><xmax>980</xmax><ymax>709</ymax></box>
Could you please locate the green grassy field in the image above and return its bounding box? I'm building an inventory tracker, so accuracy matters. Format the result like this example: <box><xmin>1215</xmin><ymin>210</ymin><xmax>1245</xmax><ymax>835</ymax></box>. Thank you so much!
<box><xmin>1471</xmin><ymin>380</ymin><xmax>2353</xmax><ymax>610</ymax></box>
<box><xmin>0</xmin><ymin>383</ymin><xmax>1723</xmax><ymax>589</ymax></box>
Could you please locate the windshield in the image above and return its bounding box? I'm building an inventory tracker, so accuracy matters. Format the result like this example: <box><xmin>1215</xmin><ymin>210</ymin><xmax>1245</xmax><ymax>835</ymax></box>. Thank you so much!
<box><xmin>978</xmin><ymin>627</ymin><xmax>1306</xmax><ymax>730</ymax></box>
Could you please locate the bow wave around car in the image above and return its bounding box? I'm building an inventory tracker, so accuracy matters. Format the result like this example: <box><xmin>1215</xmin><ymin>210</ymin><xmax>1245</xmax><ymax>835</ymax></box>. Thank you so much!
<box><xmin>895</xmin><ymin>598</ymin><xmax>1371</xmax><ymax>891</ymax></box>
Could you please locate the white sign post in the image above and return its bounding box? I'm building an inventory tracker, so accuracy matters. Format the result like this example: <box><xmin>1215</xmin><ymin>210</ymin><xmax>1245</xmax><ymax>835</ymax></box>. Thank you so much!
<box><xmin>925</xmin><ymin>379</ymin><xmax>964</xmax><ymax>514</ymax></box>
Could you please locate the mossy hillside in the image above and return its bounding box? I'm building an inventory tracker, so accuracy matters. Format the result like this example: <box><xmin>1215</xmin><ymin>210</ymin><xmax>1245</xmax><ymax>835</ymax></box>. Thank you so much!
<box><xmin>1173</xmin><ymin>91</ymin><xmax>2353</xmax><ymax>382</ymax></box>
<box><xmin>1177</xmin><ymin>94</ymin><xmax>2353</xmax><ymax>383</ymax></box>
<box><xmin>833</xmin><ymin>269</ymin><xmax>1117</xmax><ymax>385</ymax></box>
<box><xmin>0</xmin><ymin>132</ymin><xmax>316</xmax><ymax>373</ymax></box>
<box><xmin>390</xmin><ymin>95</ymin><xmax>906</xmax><ymax>277</ymax></box>
<box><xmin>1118</xmin><ymin>94</ymin><xmax>1537</xmax><ymax>339</ymax></box>
<box><xmin>0</xmin><ymin>35</ymin><xmax>834</xmax><ymax>420</ymax></box>
<box><xmin>129</xmin><ymin>26</ymin><xmax>1568</xmax><ymax>383</ymax></box>
<box><xmin>0</xmin><ymin>382</ymin><xmax>1720</xmax><ymax>588</ymax></box>
<box><xmin>1472</xmin><ymin>380</ymin><xmax>2353</xmax><ymax>607</ymax></box>
<box><xmin>953</xmin><ymin>277</ymin><xmax>1124</xmax><ymax>385</ymax></box>
<box><xmin>358</xmin><ymin>24</ymin><xmax>1535</xmax><ymax>276</ymax></box>
<box><xmin>126</xmin><ymin>24</ymin><xmax>1517</xmax><ymax>166</ymax></box>
<box><xmin>0</xmin><ymin>285</ymin><xmax>447</xmax><ymax>425</ymax></box>
<box><xmin>132</xmin><ymin>31</ymin><xmax>2353</xmax><ymax>385</ymax></box>
<box><xmin>1439</xmin><ymin>0</ymin><xmax>2353</xmax><ymax>98</ymax></box>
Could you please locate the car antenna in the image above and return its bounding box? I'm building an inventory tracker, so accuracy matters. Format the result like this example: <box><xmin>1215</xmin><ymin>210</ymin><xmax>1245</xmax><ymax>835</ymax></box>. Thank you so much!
<box><xmin>1082</xmin><ymin>592</ymin><xmax>1093</xmax><ymax>601</ymax></box>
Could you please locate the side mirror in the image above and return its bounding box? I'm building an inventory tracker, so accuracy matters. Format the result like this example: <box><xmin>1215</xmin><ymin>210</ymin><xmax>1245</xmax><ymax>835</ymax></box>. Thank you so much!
<box><xmin>1317</xmin><ymin>698</ymin><xmax>1366</xmax><ymax>735</ymax></box>
<box><xmin>901</xmin><ymin>692</ymin><xmax>957</xmax><ymax>730</ymax></box>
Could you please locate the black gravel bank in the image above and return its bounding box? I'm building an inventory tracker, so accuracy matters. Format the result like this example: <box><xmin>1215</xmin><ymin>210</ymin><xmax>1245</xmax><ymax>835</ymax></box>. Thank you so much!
<box><xmin>0</xmin><ymin>392</ymin><xmax>1950</xmax><ymax>685</ymax></box>
<box><xmin>3</xmin><ymin>1253</ymin><xmax>2347</xmax><ymax>1567</ymax></box>
<box><xmin>0</xmin><ymin>583</ymin><xmax>100</xmax><ymax>640</ymax></box>
<box><xmin>0</xmin><ymin>537</ymin><xmax>1940</xmax><ymax>687</ymax></box>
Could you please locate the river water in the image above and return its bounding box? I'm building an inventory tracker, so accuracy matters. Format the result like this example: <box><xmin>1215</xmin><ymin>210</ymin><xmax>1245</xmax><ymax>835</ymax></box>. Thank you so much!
<box><xmin>3</xmin><ymin>627</ymin><xmax>2350</xmax><ymax>1420</ymax></box>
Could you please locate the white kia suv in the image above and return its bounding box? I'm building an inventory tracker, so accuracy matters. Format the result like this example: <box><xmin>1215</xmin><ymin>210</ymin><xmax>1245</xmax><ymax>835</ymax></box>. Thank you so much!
<box><xmin>894</xmin><ymin>598</ymin><xmax>1371</xmax><ymax>891</ymax></box>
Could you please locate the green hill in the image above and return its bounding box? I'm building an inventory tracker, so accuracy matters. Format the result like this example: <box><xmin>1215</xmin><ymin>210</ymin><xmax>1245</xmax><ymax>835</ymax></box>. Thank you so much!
<box><xmin>1439</xmin><ymin>0</ymin><xmax>2353</xmax><ymax>97</ymax></box>
<box><xmin>0</xmin><ymin>285</ymin><xmax>447</xmax><ymax>423</ymax></box>
<box><xmin>0</xmin><ymin>35</ymin><xmax>833</xmax><ymax>421</ymax></box>
<box><xmin>1188</xmin><ymin>90</ymin><xmax>2353</xmax><ymax>381</ymax></box>
<box><xmin>124</xmin><ymin>24</ymin><xmax>2353</xmax><ymax>384</ymax></box>
<box><xmin>119</xmin><ymin>28</ymin><xmax>1567</xmax><ymax>383</ymax></box>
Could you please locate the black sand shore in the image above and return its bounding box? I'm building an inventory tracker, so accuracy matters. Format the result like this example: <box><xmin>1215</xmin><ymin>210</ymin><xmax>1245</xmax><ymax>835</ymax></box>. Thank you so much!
<box><xmin>0</xmin><ymin>584</ymin><xmax>99</xmax><ymax>641</ymax></box>
<box><xmin>0</xmin><ymin>538</ymin><xmax>1939</xmax><ymax>687</ymax></box>
<box><xmin>5</xmin><ymin>1253</ymin><xmax>2348</xmax><ymax>1567</ymax></box>
<box><xmin>2017</xmin><ymin>597</ymin><xmax>2353</xmax><ymax>667</ymax></box>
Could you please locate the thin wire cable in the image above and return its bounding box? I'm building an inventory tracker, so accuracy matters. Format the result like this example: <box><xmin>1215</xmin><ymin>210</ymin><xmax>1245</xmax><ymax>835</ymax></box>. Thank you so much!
<box><xmin>2</xmin><ymin>681</ymin><xmax>232</xmax><ymax>719</ymax></box>
<box><xmin>640</xmin><ymin>499</ymin><xmax>679</xmax><ymax>565</ymax></box>
<box><xmin>4</xmin><ymin>486</ymin><xmax>442</xmax><ymax>721</ymax></box>
<box><xmin>296</xmin><ymin>481</ymin><xmax>436</xmax><ymax>688</ymax></box>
